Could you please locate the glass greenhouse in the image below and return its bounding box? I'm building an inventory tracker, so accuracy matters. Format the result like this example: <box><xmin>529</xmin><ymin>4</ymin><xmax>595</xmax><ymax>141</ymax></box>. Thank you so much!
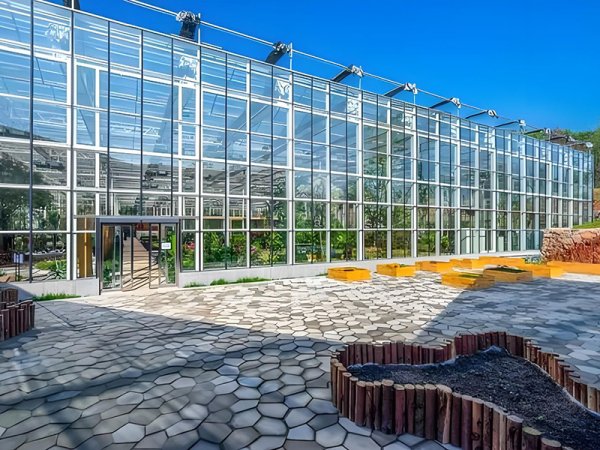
<box><xmin>0</xmin><ymin>0</ymin><xmax>593</xmax><ymax>292</ymax></box>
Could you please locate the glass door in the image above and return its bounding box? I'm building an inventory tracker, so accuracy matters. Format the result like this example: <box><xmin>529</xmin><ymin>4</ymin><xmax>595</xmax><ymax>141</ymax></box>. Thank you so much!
<box><xmin>149</xmin><ymin>223</ymin><xmax>177</xmax><ymax>288</ymax></box>
<box><xmin>101</xmin><ymin>224</ymin><xmax>133</xmax><ymax>290</ymax></box>
<box><xmin>102</xmin><ymin>225</ymin><xmax>120</xmax><ymax>290</ymax></box>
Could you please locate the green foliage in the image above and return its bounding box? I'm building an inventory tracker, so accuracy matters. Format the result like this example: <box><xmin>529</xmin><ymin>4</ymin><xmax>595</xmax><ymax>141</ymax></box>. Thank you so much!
<box><xmin>490</xmin><ymin>266</ymin><xmax>526</xmax><ymax>273</ymax></box>
<box><xmin>33</xmin><ymin>293</ymin><xmax>80</xmax><ymax>301</ymax></box>
<box><xmin>574</xmin><ymin>220</ymin><xmax>600</xmax><ymax>229</ymax></box>
<box><xmin>209</xmin><ymin>277</ymin><xmax>270</xmax><ymax>286</ymax></box>
<box><xmin>235</xmin><ymin>277</ymin><xmax>269</xmax><ymax>283</ymax></box>
<box><xmin>35</xmin><ymin>259</ymin><xmax>67</xmax><ymax>279</ymax></box>
<box><xmin>184</xmin><ymin>282</ymin><xmax>205</xmax><ymax>288</ymax></box>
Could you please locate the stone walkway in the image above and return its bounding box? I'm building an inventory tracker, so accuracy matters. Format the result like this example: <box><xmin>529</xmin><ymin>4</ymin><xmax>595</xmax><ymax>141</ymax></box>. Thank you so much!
<box><xmin>0</xmin><ymin>272</ymin><xmax>599</xmax><ymax>449</ymax></box>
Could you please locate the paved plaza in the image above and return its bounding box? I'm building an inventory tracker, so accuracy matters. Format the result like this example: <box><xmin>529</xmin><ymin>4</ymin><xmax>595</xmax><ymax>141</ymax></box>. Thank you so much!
<box><xmin>0</xmin><ymin>273</ymin><xmax>599</xmax><ymax>449</ymax></box>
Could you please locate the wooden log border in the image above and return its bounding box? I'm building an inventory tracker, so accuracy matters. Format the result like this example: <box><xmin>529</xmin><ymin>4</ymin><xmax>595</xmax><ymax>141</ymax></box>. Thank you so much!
<box><xmin>0</xmin><ymin>298</ymin><xmax>35</xmax><ymax>341</ymax></box>
<box><xmin>330</xmin><ymin>331</ymin><xmax>599</xmax><ymax>449</ymax></box>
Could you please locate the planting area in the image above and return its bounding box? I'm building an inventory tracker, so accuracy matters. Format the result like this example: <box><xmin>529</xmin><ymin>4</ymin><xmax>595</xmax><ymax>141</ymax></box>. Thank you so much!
<box><xmin>349</xmin><ymin>348</ymin><xmax>600</xmax><ymax>450</ymax></box>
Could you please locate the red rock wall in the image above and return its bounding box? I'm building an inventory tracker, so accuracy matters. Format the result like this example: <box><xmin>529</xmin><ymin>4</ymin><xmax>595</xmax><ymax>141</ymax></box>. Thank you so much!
<box><xmin>541</xmin><ymin>228</ymin><xmax>600</xmax><ymax>263</ymax></box>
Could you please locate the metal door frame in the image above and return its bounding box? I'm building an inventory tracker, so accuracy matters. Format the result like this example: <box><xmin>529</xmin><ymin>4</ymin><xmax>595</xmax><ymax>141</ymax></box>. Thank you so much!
<box><xmin>96</xmin><ymin>217</ymin><xmax>180</xmax><ymax>293</ymax></box>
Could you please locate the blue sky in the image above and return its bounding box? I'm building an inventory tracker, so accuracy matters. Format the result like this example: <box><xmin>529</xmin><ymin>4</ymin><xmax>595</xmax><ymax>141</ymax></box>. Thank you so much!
<box><xmin>77</xmin><ymin>0</ymin><xmax>599</xmax><ymax>131</ymax></box>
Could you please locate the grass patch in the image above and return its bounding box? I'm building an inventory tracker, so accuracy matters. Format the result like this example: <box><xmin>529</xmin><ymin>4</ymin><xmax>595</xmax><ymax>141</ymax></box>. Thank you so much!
<box><xmin>459</xmin><ymin>273</ymin><xmax>481</xmax><ymax>278</ymax></box>
<box><xmin>210</xmin><ymin>277</ymin><xmax>270</xmax><ymax>286</ymax></box>
<box><xmin>33</xmin><ymin>293</ymin><xmax>80</xmax><ymax>301</ymax></box>
<box><xmin>488</xmin><ymin>266</ymin><xmax>526</xmax><ymax>273</ymax></box>
<box><xmin>184</xmin><ymin>282</ymin><xmax>205</xmax><ymax>288</ymax></box>
<box><xmin>235</xmin><ymin>277</ymin><xmax>270</xmax><ymax>283</ymax></box>
<box><xmin>574</xmin><ymin>220</ymin><xmax>600</xmax><ymax>229</ymax></box>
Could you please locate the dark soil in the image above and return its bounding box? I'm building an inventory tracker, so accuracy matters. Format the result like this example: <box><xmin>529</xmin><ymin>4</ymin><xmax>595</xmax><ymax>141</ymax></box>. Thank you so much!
<box><xmin>348</xmin><ymin>348</ymin><xmax>600</xmax><ymax>450</ymax></box>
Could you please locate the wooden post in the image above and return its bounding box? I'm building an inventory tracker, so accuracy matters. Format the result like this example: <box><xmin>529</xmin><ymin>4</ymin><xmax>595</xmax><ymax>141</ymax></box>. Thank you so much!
<box><xmin>414</xmin><ymin>384</ymin><xmax>425</xmax><ymax>437</ymax></box>
<box><xmin>436</xmin><ymin>385</ymin><xmax>452</xmax><ymax>444</ymax></box>
<box><xmin>496</xmin><ymin>407</ymin><xmax>507</xmax><ymax>450</ymax></box>
<box><xmin>383</xmin><ymin>341</ymin><xmax>392</xmax><ymax>363</ymax></box>
<box><xmin>365</xmin><ymin>382</ymin><xmax>374</xmax><ymax>429</ymax></box>
<box><xmin>539</xmin><ymin>438</ymin><xmax>561</xmax><ymax>450</ymax></box>
<box><xmin>337</xmin><ymin>366</ymin><xmax>347</xmax><ymax>408</ymax></box>
<box><xmin>355</xmin><ymin>381</ymin><xmax>366</xmax><ymax>426</ymax></box>
<box><xmin>349</xmin><ymin>376</ymin><xmax>357</xmax><ymax>421</ymax></box>
<box><xmin>331</xmin><ymin>359</ymin><xmax>339</xmax><ymax>407</ymax></box>
<box><xmin>461</xmin><ymin>395</ymin><xmax>473</xmax><ymax>450</ymax></box>
<box><xmin>587</xmin><ymin>386</ymin><xmax>597</xmax><ymax>412</ymax></box>
<box><xmin>482</xmin><ymin>402</ymin><xmax>493</xmax><ymax>450</ymax></box>
<box><xmin>374</xmin><ymin>344</ymin><xmax>384</xmax><ymax>365</ymax></box>
<box><xmin>394</xmin><ymin>384</ymin><xmax>405</xmax><ymax>434</ymax></box>
<box><xmin>521</xmin><ymin>427</ymin><xmax>542</xmax><ymax>450</ymax></box>
<box><xmin>405</xmin><ymin>384</ymin><xmax>415</xmax><ymax>434</ymax></box>
<box><xmin>381</xmin><ymin>380</ymin><xmax>394</xmax><ymax>433</ymax></box>
<box><xmin>450</xmin><ymin>392</ymin><xmax>462</xmax><ymax>447</ymax></box>
<box><xmin>396</xmin><ymin>342</ymin><xmax>405</xmax><ymax>363</ymax></box>
<box><xmin>404</xmin><ymin>344</ymin><xmax>412</xmax><ymax>365</ymax></box>
<box><xmin>373</xmin><ymin>381</ymin><xmax>382</xmax><ymax>430</ymax></box>
<box><xmin>391</xmin><ymin>340</ymin><xmax>398</xmax><ymax>362</ymax></box>
<box><xmin>342</xmin><ymin>372</ymin><xmax>351</xmax><ymax>418</ymax></box>
<box><xmin>424</xmin><ymin>384</ymin><xmax>436</xmax><ymax>440</ymax></box>
<box><xmin>471</xmin><ymin>398</ymin><xmax>483</xmax><ymax>450</ymax></box>
<box><xmin>492</xmin><ymin>407</ymin><xmax>501</xmax><ymax>450</ymax></box>
<box><xmin>506</xmin><ymin>415</ymin><xmax>523</xmax><ymax>450</ymax></box>
<box><xmin>8</xmin><ymin>306</ymin><xmax>16</xmax><ymax>337</ymax></box>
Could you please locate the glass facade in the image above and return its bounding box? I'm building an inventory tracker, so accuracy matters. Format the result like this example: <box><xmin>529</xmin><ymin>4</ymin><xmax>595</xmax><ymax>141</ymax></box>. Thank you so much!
<box><xmin>0</xmin><ymin>0</ymin><xmax>594</xmax><ymax>285</ymax></box>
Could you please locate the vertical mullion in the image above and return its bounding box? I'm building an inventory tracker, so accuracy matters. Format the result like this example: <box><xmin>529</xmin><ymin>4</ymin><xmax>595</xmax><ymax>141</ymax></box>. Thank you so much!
<box><xmin>270</xmin><ymin>67</ymin><xmax>275</xmax><ymax>266</ymax></box>
<box><xmin>28</xmin><ymin>0</ymin><xmax>34</xmax><ymax>282</ymax></box>
<box><xmin>69</xmin><ymin>6</ymin><xmax>75</xmax><ymax>281</ymax></box>
<box><xmin>224</xmin><ymin>54</ymin><xmax>228</xmax><ymax>269</ymax></box>
<box><xmin>139</xmin><ymin>31</ymin><xmax>144</xmax><ymax>216</ymax></box>
<box><xmin>106</xmin><ymin>23</ymin><xmax>111</xmax><ymax>216</ymax></box>
<box><xmin>170</xmin><ymin>38</ymin><xmax>174</xmax><ymax>218</ymax></box>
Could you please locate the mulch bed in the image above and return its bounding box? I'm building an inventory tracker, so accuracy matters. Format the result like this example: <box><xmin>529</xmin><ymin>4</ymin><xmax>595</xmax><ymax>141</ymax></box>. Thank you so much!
<box><xmin>348</xmin><ymin>347</ymin><xmax>600</xmax><ymax>450</ymax></box>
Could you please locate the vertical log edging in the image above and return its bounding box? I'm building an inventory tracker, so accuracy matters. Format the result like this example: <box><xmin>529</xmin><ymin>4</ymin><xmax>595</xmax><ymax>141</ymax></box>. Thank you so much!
<box><xmin>331</xmin><ymin>331</ymin><xmax>598</xmax><ymax>449</ymax></box>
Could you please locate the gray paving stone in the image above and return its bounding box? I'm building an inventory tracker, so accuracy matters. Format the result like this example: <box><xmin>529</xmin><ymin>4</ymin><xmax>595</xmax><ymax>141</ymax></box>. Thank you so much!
<box><xmin>113</xmin><ymin>423</ymin><xmax>145</xmax><ymax>443</ymax></box>
<box><xmin>2</xmin><ymin>274</ymin><xmax>599</xmax><ymax>450</ymax></box>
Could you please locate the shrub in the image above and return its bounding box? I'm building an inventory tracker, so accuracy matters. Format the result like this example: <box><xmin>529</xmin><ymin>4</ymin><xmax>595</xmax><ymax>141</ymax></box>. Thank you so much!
<box><xmin>184</xmin><ymin>282</ymin><xmax>205</xmax><ymax>288</ymax></box>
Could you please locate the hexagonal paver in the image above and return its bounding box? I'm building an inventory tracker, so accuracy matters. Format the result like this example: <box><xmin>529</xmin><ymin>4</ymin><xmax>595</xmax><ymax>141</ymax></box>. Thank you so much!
<box><xmin>113</xmin><ymin>423</ymin><xmax>145</xmax><ymax>443</ymax></box>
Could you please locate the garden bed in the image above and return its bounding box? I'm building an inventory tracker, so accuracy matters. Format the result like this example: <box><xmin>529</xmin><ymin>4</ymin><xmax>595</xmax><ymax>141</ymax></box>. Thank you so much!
<box><xmin>348</xmin><ymin>348</ymin><xmax>600</xmax><ymax>450</ymax></box>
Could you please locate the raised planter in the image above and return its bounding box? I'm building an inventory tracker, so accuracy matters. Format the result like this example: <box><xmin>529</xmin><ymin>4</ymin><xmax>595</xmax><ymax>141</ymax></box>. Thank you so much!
<box><xmin>546</xmin><ymin>261</ymin><xmax>600</xmax><ymax>276</ymax></box>
<box><xmin>376</xmin><ymin>264</ymin><xmax>416</xmax><ymax>277</ymax></box>
<box><xmin>482</xmin><ymin>267</ymin><xmax>533</xmax><ymax>283</ymax></box>
<box><xmin>330</xmin><ymin>332</ymin><xmax>600</xmax><ymax>449</ymax></box>
<box><xmin>521</xmin><ymin>264</ymin><xmax>564</xmax><ymax>278</ymax></box>
<box><xmin>449</xmin><ymin>258</ymin><xmax>489</xmax><ymax>269</ymax></box>
<box><xmin>441</xmin><ymin>272</ymin><xmax>495</xmax><ymax>290</ymax></box>
<box><xmin>327</xmin><ymin>267</ymin><xmax>371</xmax><ymax>281</ymax></box>
<box><xmin>477</xmin><ymin>256</ymin><xmax>526</xmax><ymax>267</ymax></box>
<box><xmin>416</xmin><ymin>261</ymin><xmax>454</xmax><ymax>273</ymax></box>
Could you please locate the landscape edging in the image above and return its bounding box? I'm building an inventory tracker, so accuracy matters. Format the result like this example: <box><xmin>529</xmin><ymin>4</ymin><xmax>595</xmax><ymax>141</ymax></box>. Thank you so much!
<box><xmin>330</xmin><ymin>332</ymin><xmax>599</xmax><ymax>449</ymax></box>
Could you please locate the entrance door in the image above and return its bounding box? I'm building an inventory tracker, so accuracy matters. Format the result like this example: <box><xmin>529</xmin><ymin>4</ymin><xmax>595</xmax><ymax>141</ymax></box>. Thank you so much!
<box><xmin>101</xmin><ymin>224</ymin><xmax>133</xmax><ymax>290</ymax></box>
<box><xmin>149</xmin><ymin>223</ymin><xmax>177</xmax><ymax>288</ymax></box>
<box><xmin>100</xmin><ymin>221</ymin><xmax>177</xmax><ymax>292</ymax></box>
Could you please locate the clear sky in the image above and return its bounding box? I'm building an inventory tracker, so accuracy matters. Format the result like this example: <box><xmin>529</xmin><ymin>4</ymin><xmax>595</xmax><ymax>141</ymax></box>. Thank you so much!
<box><xmin>74</xmin><ymin>0</ymin><xmax>600</xmax><ymax>131</ymax></box>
